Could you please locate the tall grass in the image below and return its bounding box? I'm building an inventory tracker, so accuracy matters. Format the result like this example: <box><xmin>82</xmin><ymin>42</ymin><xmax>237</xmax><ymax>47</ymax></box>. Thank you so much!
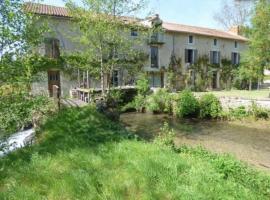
<box><xmin>0</xmin><ymin>106</ymin><xmax>269</xmax><ymax>199</ymax></box>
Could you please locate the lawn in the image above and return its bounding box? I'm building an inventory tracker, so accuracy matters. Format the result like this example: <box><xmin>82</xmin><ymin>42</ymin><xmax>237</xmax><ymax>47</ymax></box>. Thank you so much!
<box><xmin>0</xmin><ymin>107</ymin><xmax>269</xmax><ymax>199</ymax></box>
<box><xmin>195</xmin><ymin>89</ymin><xmax>270</xmax><ymax>100</ymax></box>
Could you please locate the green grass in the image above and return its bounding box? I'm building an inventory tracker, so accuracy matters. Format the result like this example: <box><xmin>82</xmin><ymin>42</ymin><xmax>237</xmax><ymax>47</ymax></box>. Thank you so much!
<box><xmin>195</xmin><ymin>89</ymin><xmax>270</xmax><ymax>100</ymax></box>
<box><xmin>0</xmin><ymin>107</ymin><xmax>269</xmax><ymax>199</ymax></box>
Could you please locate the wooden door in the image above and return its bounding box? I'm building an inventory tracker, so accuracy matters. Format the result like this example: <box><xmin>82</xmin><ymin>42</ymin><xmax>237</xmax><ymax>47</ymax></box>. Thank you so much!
<box><xmin>48</xmin><ymin>70</ymin><xmax>61</xmax><ymax>97</ymax></box>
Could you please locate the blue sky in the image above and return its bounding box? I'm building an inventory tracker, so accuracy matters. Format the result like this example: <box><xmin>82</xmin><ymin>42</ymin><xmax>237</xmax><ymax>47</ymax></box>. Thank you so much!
<box><xmin>40</xmin><ymin>0</ymin><xmax>228</xmax><ymax>30</ymax></box>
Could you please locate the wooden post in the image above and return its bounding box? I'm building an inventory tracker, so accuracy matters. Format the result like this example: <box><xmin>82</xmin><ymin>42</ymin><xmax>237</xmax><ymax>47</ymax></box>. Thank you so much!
<box><xmin>78</xmin><ymin>69</ymin><xmax>81</xmax><ymax>88</ymax></box>
<box><xmin>86</xmin><ymin>70</ymin><xmax>89</xmax><ymax>88</ymax></box>
<box><xmin>82</xmin><ymin>71</ymin><xmax>85</xmax><ymax>88</ymax></box>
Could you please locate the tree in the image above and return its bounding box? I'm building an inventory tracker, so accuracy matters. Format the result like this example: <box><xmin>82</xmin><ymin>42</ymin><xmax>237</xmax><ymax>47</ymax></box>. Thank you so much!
<box><xmin>66</xmin><ymin>0</ymin><xmax>149</xmax><ymax>95</ymax></box>
<box><xmin>0</xmin><ymin>0</ymin><xmax>52</xmax><ymax>137</ymax></box>
<box><xmin>214</xmin><ymin>0</ymin><xmax>254</xmax><ymax>30</ymax></box>
<box><xmin>245</xmin><ymin>0</ymin><xmax>270</xmax><ymax>89</ymax></box>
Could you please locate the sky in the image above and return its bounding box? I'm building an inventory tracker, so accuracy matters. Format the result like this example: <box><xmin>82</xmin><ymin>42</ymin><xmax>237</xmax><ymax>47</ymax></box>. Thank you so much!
<box><xmin>39</xmin><ymin>0</ymin><xmax>229</xmax><ymax>30</ymax></box>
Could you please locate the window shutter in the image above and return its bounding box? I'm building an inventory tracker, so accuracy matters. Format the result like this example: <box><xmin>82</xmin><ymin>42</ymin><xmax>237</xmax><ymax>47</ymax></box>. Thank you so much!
<box><xmin>231</xmin><ymin>52</ymin><xmax>234</xmax><ymax>65</ymax></box>
<box><xmin>53</xmin><ymin>39</ymin><xmax>60</xmax><ymax>58</ymax></box>
<box><xmin>185</xmin><ymin>49</ymin><xmax>188</xmax><ymax>63</ymax></box>
<box><xmin>238</xmin><ymin>53</ymin><xmax>240</xmax><ymax>64</ymax></box>
<box><xmin>45</xmin><ymin>38</ymin><xmax>52</xmax><ymax>57</ymax></box>
<box><xmin>210</xmin><ymin>51</ymin><xmax>213</xmax><ymax>64</ymax></box>
<box><xmin>218</xmin><ymin>51</ymin><xmax>221</xmax><ymax>64</ymax></box>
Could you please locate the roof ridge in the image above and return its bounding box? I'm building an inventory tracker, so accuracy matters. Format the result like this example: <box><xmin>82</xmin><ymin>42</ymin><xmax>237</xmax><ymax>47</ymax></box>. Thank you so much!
<box><xmin>25</xmin><ymin>2</ymin><xmax>248</xmax><ymax>41</ymax></box>
<box><xmin>163</xmin><ymin>21</ymin><xmax>229</xmax><ymax>34</ymax></box>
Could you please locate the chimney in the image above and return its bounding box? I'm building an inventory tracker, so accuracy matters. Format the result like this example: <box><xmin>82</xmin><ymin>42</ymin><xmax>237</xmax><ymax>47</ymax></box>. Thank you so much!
<box><xmin>150</xmin><ymin>14</ymin><xmax>163</xmax><ymax>28</ymax></box>
<box><xmin>229</xmin><ymin>26</ymin><xmax>241</xmax><ymax>35</ymax></box>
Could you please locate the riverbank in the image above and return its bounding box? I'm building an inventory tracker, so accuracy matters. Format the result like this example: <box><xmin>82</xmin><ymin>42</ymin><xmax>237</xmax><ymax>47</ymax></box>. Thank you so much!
<box><xmin>121</xmin><ymin>112</ymin><xmax>270</xmax><ymax>172</ymax></box>
<box><xmin>0</xmin><ymin>107</ymin><xmax>269</xmax><ymax>199</ymax></box>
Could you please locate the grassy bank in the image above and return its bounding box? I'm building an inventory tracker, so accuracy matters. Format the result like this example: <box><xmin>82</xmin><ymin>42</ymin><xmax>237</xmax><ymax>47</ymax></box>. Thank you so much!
<box><xmin>0</xmin><ymin>107</ymin><xmax>269</xmax><ymax>199</ymax></box>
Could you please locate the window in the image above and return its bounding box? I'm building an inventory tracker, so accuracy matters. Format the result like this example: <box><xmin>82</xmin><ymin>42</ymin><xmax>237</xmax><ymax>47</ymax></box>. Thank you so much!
<box><xmin>232</xmin><ymin>52</ymin><xmax>240</xmax><ymax>65</ymax></box>
<box><xmin>148</xmin><ymin>73</ymin><xmax>161</xmax><ymax>87</ymax></box>
<box><xmin>131</xmin><ymin>29</ymin><xmax>138</xmax><ymax>37</ymax></box>
<box><xmin>214</xmin><ymin>39</ymin><xmax>217</xmax><ymax>46</ymax></box>
<box><xmin>45</xmin><ymin>38</ymin><xmax>60</xmax><ymax>58</ymax></box>
<box><xmin>188</xmin><ymin>35</ymin><xmax>194</xmax><ymax>44</ymax></box>
<box><xmin>111</xmin><ymin>70</ymin><xmax>119</xmax><ymax>86</ymax></box>
<box><xmin>185</xmin><ymin>49</ymin><xmax>197</xmax><ymax>64</ymax></box>
<box><xmin>210</xmin><ymin>51</ymin><xmax>220</xmax><ymax>64</ymax></box>
<box><xmin>234</xmin><ymin>41</ymin><xmax>238</xmax><ymax>48</ymax></box>
<box><xmin>49</xmin><ymin>74</ymin><xmax>59</xmax><ymax>81</ymax></box>
<box><xmin>151</xmin><ymin>46</ymin><xmax>159</xmax><ymax>68</ymax></box>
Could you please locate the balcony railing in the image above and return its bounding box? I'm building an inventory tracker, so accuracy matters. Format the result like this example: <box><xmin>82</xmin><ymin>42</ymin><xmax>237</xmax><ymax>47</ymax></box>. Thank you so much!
<box><xmin>148</xmin><ymin>33</ymin><xmax>165</xmax><ymax>44</ymax></box>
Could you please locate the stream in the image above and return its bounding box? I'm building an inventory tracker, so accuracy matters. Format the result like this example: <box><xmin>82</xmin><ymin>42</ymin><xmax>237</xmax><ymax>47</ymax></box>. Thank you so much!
<box><xmin>121</xmin><ymin>112</ymin><xmax>270</xmax><ymax>172</ymax></box>
<box><xmin>0</xmin><ymin>129</ymin><xmax>35</xmax><ymax>157</ymax></box>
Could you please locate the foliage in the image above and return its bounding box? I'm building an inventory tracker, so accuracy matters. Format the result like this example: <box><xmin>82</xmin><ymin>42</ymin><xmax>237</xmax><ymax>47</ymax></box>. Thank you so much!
<box><xmin>228</xmin><ymin>106</ymin><xmax>249</xmax><ymax>120</ymax></box>
<box><xmin>106</xmin><ymin>88</ymin><xmax>123</xmax><ymax>107</ymax></box>
<box><xmin>154</xmin><ymin>122</ymin><xmax>175</xmax><ymax>148</ymax></box>
<box><xmin>242</xmin><ymin>0</ymin><xmax>270</xmax><ymax>89</ymax></box>
<box><xmin>220</xmin><ymin>58</ymin><xmax>237</xmax><ymax>90</ymax></box>
<box><xmin>249</xmin><ymin>101</ymin><xmax>269</xmax><ymax>119</ymax></box>
<box><xmin>174</xmin><ymin>90</ymin><xmax>200</xmax><ymax>118</ymax></box>
<box><xmin>0</xmin><ymin>1</ymin><xmax>54</xmax><ymax>138</ymax></box>
<box><xmin>66</xmin><ymin>0</ymin><xmax>149</xmax><ymax>94</ymax></box>
<box><xmin>0</xmin><ymin>0</ymin><xmax>47</xmax><ymax>57</ymax></box>
<box><xmin>136</xmin><ymin>73</ymin><xmax>150</xmax><ymax>96</ymax></box>
<box><xmin>146</xmin><ymin>89</ymin><xmax>172</xmax><ymax>113</ymax></box>
<box><xmin>0</xmin><ymin>107</ymin><xmax>269</xmax><ymax>199</ymax></box>
<box><xmin>133</xmin><ymin>94</ymin><xmax>146</xmax><ymax>112</ymax></box>
<box><xmin>178</xmin><ymin>146</ymin><xmax>270</xmax><ymax>198</ymax></box>
<box><xmin>167</xmin><ymin>54</ymin><xmax>182</xmax><ymax>90</ymax></box>
<box><xmin>199</xmin><ymin>94</ymin><xmax>222</xmax><ymax>119</ymax></box>
<box><xmin>0</xmin><ymin>91</ymin><xmax>56</xmax><ymax>138</ymax></box>
<box><xmin>213</xmin><ymin>0</ymin><xmax>253</xmax><ymax>30</ymax></box>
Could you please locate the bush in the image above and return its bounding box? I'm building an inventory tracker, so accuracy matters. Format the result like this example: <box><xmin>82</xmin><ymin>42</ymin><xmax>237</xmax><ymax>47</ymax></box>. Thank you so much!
<box><xmin>146</xmin><ymin>89</ymin><xmax>172</xmax><ymax>113</ymax></box>
<box><xmin>136</xmin><ymin>73</ymin><xmax>150</xmax><ymax>96</ymax></box>
<box><xmin>228</xmin><ymin>106</ymin><xmax>248</xmax><ymax>120</ymax></box>
<box><xmin>199</xmin><ymin>94</ymin><xmax>222</xmax><ymax>119</ymax></box>
<box><xmin>174</xmin><ymin>90</ymin><xmax>199</xmax><ymax>118</ymax></box>
<box><xmin>154</xmin><ymin>122</ymin><xmax>175</xmax><ymax>148</ymax></box>
<box><xmin>249</xmin><ymin>102</ymin><xmax>269</xmax><ymax>119</ymax></box>
<box><xmin>0</xmin><ymin>93</ymin><xmax>56</xmax><ymax>137</ymax></box>
<box><xmin>133</xmin><ymin>94</ymin><xmax>146</xmax><ymax>112</ymax></box>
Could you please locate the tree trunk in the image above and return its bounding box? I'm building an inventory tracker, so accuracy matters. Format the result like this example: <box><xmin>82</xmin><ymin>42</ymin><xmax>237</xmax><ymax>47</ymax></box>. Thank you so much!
<box><xmin>257</xmin><ymin>78</ymin><xmax>260</xmax><ymax>90</ymax></box>
<box><xmin>249</xmin><ymin>78</ymin><xmax>252</xmax><ymax>91</ymax></box>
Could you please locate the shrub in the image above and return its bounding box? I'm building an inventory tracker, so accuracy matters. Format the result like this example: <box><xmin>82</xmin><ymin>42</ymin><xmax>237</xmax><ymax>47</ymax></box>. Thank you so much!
<box><xmin>174</xmin><ymin>90</ymin><xmax>199</xmax><ymax>118</ymax></box>
<box><xmin>146</xmin><ymin>89</ymin><xmax>172</xmax><ymax>113</ymax></box>
<box><xmin>199</xmin><ymin>94</ymin><xmax>222</xmax><ymax>119</ymax></box>
<box><xmin>133</xmin><ymin>94</ymin><xmax>146</xmax><ymax>112</ymax></box>
<box><xmin>154</xmin><ymin>122</ymin><xmax>175</xmax><ymax>148</ymax></box>
<box><xmin>228</xmin><ymin>106</ymin><xmax>248</xmax><ymax>120</ymax></box>
<box><xmin>136</xmin><ymin>73</ymin><xmax>150</xmax><ymax>96</ymax></box>
<box><xmin>249</xmin><ymin>102</ymin><xmax>269</xmax><ymax>119</ymax></box>
<box><xmin>0</xmin><ymin>93</ymin><xmax>56</xmax><ymax>137</ymax></box>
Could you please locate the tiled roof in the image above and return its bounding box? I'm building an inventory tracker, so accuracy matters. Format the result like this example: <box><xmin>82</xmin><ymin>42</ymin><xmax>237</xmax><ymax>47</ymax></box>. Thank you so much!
<box><xmin>25</xmin><ymin>2</ymin><xmax>69</xmax><ymax>17</ymax></box>
<box><xmin>25</xmin><ymin>2</ymin><xmax>248</xmax><ymax>42</ymax></box>
<box><xmin>163</xmin><ymin>22</ymin><xmax>247</xmax><ymax>41</ymax></box>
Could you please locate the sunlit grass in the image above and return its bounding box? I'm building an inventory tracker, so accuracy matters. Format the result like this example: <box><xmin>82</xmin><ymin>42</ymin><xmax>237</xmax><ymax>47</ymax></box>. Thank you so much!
<box><xmin>0</xmin><ymin>106</ymin><xmax>269</xmax><ymax>199</ymax></box>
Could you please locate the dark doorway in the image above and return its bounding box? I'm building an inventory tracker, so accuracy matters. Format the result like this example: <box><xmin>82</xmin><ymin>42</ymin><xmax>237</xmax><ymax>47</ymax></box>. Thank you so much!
<box><xmin>48</xmin><ymin>70</ymin><xmax>61</xmax><ymax>97</ymax></box>
<box><xmin>212</xmin><ymin>72</ymin><xmax>217</xmax><ymax>89</ymax></box>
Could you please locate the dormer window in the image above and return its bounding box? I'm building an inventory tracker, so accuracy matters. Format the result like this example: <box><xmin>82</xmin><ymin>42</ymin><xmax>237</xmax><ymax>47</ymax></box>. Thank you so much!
<box><xmin>214</xmin><ymin>39</ymin><xmax>217</xmax><ymax>46</ymax></box>
<box><xmin>188</xmin><ymin>35</ymin><xmax>194</xmax><ymax>44</ymax></box>
<box><xmin>234</xmin><ymin>41</ymin><xmax>238</xmax><ymax>48</ymax></box>
<box><xmin>131</xmin><ymin>28</ymin><xmax>138</xmax><ymax>37</ymax></box>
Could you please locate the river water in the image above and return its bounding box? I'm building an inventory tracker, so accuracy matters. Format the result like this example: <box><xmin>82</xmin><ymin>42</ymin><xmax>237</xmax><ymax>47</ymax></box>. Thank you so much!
<box><xmin>0</xmin><ymin>129</ymin><xmax>35</xmax><ymax>157</ymax></box>
<box><xmin>121</xmin><ymin>112</ymin><xmax>270</xmax><ymax>172</ymax></box>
